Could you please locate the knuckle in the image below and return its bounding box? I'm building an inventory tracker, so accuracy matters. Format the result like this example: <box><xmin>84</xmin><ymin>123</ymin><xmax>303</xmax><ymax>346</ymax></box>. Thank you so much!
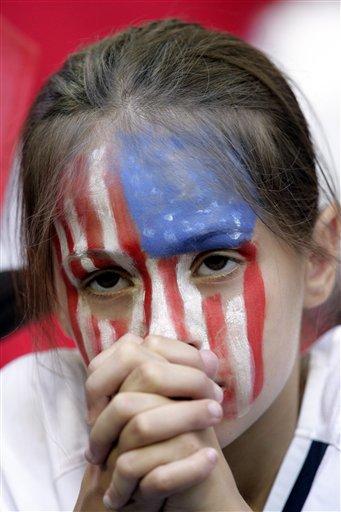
<box><xmin>130</xmin><ymin>414</ymin><xmax>151</xmax><ymax>442</ymax></box>
<box><xmin>143</xmin><ymin>334</ymin><xmax>161</xmax><ymax>351</ymax></box>
<box><xmin>115</xmin><ymin>453</ymin><xmax>136</xmax><ymax>479</ymax></box>
<box><xmin>148</xmin><ymin>468</ymin><xmax>173</xmax><ymax>494</ymax></box>
<box><xmin>138</xmin><ymin>361</ymin><xmax>160</xmax><ymax>386</ymax></box>
<box><xmin>87</xmin><ymin>359</ymin><xmax>98</xmax><ymax>374</ymax></box>
<box><xmin>110</xmin><ymin>393</ymin><xmax>130</xmax><ymax>420</ymax></box>
<box><xmin>117</xmin><ymin>341</ymin><xmax>139</xmax><ymax>364</ymax></box>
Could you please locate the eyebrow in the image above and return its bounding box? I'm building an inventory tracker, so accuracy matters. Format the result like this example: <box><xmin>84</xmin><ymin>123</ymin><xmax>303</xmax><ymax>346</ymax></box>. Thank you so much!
<box><xmin>64</xmin><ymin>250</ymin><xmax>137</xmax><ymax>275</ymax></box>
<box><xmin>145</xmin><ymin>227</ymin><xmax>254</xmax><ymax>258</ymax></box>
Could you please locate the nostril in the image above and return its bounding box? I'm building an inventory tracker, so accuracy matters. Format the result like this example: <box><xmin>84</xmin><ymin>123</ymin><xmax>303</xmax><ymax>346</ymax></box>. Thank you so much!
<box><xmin>188</xmin><ymin>339</ymin><xmax>202</xmax><ymax>350</ymax></box>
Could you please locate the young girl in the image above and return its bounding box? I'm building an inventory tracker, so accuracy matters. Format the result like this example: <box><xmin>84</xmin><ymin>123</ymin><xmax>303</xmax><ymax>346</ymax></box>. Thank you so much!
<box><xmin>2</xmin><ymin>18</ymin><xmax>340</xmax><ymax>512</ymax></box>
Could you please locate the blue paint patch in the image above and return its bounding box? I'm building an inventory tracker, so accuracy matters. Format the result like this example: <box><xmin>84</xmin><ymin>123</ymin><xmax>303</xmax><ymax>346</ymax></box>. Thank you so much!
<box><xmin>117</xmin><ymin>130</ymin><xmax>256</xmax><ymax>258</ymax></box>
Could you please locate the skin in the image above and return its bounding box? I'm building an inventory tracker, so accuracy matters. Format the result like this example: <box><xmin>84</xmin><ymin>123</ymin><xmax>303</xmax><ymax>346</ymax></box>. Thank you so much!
<box><xmin>52</xmin><ymin>133</ymin><xmax>339</xmax><ymax>511</ymax></box>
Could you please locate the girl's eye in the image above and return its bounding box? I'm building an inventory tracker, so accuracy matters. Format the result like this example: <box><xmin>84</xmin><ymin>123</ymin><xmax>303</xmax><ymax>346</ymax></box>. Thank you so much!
<box><xmin>194</xmin><ymin>253</ymin><xmax>239</xmax><ymax>277</ymax></box>
<box><xmin>84</xmin><ymin>270</ymin><xmax>131</xmax><ymax>294</ymax></box>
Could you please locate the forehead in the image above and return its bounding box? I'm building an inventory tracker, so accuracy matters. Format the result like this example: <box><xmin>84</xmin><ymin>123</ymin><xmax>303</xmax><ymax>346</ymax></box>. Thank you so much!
<box><xmin>72</xmin><ymin>129</ymin><xmax>256</xmax><ymax>257</ymax></box>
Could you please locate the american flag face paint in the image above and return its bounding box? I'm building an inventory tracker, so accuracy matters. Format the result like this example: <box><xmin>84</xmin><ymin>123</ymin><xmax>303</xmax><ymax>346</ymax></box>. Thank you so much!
<box><xmin>53</xmin><ymin>131</ymin><xmax>266</xmax><ymax>418</ymax></box>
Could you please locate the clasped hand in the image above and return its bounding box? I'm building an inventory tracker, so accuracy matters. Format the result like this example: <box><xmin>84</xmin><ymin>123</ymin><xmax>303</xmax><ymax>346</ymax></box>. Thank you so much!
<box><xmin>74</xmin><ymin>333</ymin><xmax>251</xmax><ymax>512</ymax></box>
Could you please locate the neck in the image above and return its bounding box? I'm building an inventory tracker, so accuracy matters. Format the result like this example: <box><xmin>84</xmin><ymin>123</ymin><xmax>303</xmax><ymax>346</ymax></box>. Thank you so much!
<box><xmin>223</xmin><ymin>356</ymin><xmax>306</xmax><ymax>510</ymax></box>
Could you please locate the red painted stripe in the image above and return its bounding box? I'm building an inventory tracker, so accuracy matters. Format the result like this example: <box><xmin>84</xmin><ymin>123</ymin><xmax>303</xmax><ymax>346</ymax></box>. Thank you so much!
<box><xmin>64</xmin><ymin>167</ymin><xmax>104</xmax><ymax>360</ymax></box>
<box><xmin>202</xmin><ymin>294</ymin><xmax>227</xmax><ymax>358</ymax></box>
<box><xmin>243</xmin><ymin>244</ymin><xmax>265</xmax><ymax>400</ymax></box>
<box><xmin>202</xmin><ymin>294</ymin><xmax>236</xmax><ymax>417</ymax></box>
<box><xmin>53</xmin><ymin>236</ymin><xmax>90</xmax><ymax>365</ymax></box>
<box><xmin>62</xmin><ymin>218</ymin><xmax>74</xmax><ymax>254</ymax></box>
<box><xmin>109</xmin><ymin>320</ymin><xmax>127</xmax><ymax>340</ymax></box>
<box><xmin>107</xmin><ymin>173</ymin><xmax>152</xmax><ymax>332</ymax></box>
<box><xmin>157</xmin><ymin>257</ymin><xmax>189</xmax><ymax>341</ymax></box>
<box><xmin>91</xmin><ymin>316</ymin><xmax>103</xmax><ymax>356</ymax></box>
<box><xmin>90</xmin><ymin>254</ymin><xmax>117</xmax><ymax>268</ymax></box>
<box><xmin>69</xmin><ymin>259</ymin><xmax>88</xmax><ymax>280</ymax></box>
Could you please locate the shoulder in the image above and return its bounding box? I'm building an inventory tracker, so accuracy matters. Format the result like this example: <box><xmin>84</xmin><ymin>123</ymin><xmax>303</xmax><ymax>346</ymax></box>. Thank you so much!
<box><xmin>297</xmin><ymin>325</ymin><xmax>340</xmax><ymax>449</ymax></box>
<box><xmin>1</xmin><ymin>348</ymin><xmax>88</xmax><ymax>511</ymax></box>
<box><xmin>265</xmin><ymin>326</ymin><xmax>340</xmax><ymax>512</ymax></box>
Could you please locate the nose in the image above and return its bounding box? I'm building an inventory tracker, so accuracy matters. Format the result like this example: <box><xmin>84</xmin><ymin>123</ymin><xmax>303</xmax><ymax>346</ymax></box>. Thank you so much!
<box><xmin>143</xmin><ymin>258</ymin><xmax>176</xmax><ymax>338</ymax></box>
<box><xmin>145</xmin><ymin>258</ymin><xmax>197</xmax><ymax>344</ymax></box>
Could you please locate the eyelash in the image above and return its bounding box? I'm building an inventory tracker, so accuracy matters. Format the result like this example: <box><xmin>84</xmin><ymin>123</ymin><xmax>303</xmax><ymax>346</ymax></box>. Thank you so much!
<box><xmin>81</xmin><ymin>251</ymin><xmax>243</xmax><ymax>297</ymax></box>
<box><xmin>81</xmin><ymin>268</ymin><xmax>134</xmax><ymax>297</ymax></box>
<box><xmin>192</xmin><ymin>252</ymin><xmax>242</xmax><ymax>280</ymax></box>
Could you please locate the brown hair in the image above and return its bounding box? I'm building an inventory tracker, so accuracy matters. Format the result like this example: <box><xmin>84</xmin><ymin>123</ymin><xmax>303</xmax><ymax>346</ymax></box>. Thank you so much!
<box><xmin>18</xmin><ymin>18</ymin><xmax>339</xmax><ymax>325</ymax></box>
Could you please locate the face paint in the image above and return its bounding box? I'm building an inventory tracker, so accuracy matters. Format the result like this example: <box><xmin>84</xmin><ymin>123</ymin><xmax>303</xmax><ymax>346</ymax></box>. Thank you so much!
<box><xmin>54</xmin><ymin>130</ymin><xmax>266</xmax><ymax>418</ymax></box>
<box><xmin>117</xmin><ymin>131</ymin><xmax>256</xmax><ymax>258</ymax></box>
<box><xmin>53</xmin><ymin>153</ymin><xmax>131</xmax><ymax>364</ymax></box>
<box><xmin>201</xmin><ymin>244</ymin><xmax>265</xmax><ymax>418</ymax></box>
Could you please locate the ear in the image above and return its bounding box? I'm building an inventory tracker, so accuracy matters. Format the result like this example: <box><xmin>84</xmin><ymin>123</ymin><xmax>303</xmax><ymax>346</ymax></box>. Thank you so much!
<box><xmin>303</xmin><ymin>203</ymin><xmax>340</xmax><ymax>309</ymax></box>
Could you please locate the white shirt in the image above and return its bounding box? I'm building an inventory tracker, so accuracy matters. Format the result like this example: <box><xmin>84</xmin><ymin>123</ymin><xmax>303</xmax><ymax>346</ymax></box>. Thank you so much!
<box><xmin>1</xmin><ymin>327</ymin><xmax>340</xmax><ymax>511</ymax></box>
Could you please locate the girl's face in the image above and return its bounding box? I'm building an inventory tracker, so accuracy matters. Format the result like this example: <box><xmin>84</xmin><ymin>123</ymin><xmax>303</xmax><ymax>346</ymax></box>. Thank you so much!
<box><xmin>54</xmin><ymin>130</ymin><xmax>305</xmax><ymax>445</ymax></box>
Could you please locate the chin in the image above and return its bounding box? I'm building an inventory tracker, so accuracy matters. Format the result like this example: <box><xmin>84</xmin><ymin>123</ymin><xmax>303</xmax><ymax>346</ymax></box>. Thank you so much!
<box><xmin>215</xmin><ymin>366</ymin><xmax>294</xmax><ymax>448</ymax></box>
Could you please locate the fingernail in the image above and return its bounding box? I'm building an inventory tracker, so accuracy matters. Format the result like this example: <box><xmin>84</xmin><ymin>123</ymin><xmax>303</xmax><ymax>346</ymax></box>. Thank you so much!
<box><xmin>200</xmin><ymin>349</ymin><xmax>219</xmax><ymax>378</ymax></box>
<box><xmin>214</xmin><ymin>383</ymin><xmax>224</xmax><ymax>403</ymax></box>
<box><xmin>207</xmin><ymin>401</ymin><xmax>223</xmax><ymax>419</ymax></box>
<box><xmin>103</xmin><ymin>493</ymin><xmax>116</xmax><ymax>510</ymax></box>
<box><xmin>206</xmin><ymin>448</ymin><xmax>218</xmax><ymax>463</ymax></box>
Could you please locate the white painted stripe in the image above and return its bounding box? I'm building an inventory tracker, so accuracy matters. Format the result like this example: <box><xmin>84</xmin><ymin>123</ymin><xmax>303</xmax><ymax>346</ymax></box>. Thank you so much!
<box><xmin>77</xmin><ymin>296</ymin><xmax>96</xmax><ymax>361</ymax></box>
<box><xmin>54</xmin><ymin>220</ymin><xmax>68</xmax><ymax>259</ymax></box>
<box><xmin>51</xmin><ymin>245</ymin><xmax>75</xmax><ymax>340</ymax></box>
<box><xmin>88</xmin><ymin>147</ymin><xmax>120</xmax><ymax>253</ymax></box>
<box><xmin>146</xmin><ymin>258</ymin><xmax>177</xmax><ymax>339</ymax></box>
<box><xmin>88</xmin><ymin>148</ymin><xmax>138</xmax><ymax>280</ymax></box>
<box><xmin>64</xmin><ymin>197</ymin><xmax>87</xmax><ymax>254</ymax></box>
<box><xmin>129</xmin><ymin>289</ymin><xmax>145</xmax><ymax>336</ymax></box>
<box><xmin>225</xmin><ymin>295</ymin><xmax>253</xmax><ymax>416</ymax></box>
<box><xmin>54</xmin><ymin>221</ymin><xmax>78</xmax><ymax>287</ymax></box>
<box><xmin>98</xmin><ymin>319</ymin><xmax>116</xmax><ymax>351</ymax></box>
<box><xmin>80</xmin><ymin>256</ymin><xmax>97</xmax><ymax>273</ymax></box>
<box><xmin>176</xmin><ymin>255</ymin><xmax>209</xmax><ymax>348</ymax></box>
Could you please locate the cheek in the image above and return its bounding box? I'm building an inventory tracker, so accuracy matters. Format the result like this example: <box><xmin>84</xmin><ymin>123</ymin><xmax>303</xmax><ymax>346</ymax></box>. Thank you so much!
<box><xmin>55</xmin><ymin>269</ymin><xmax>129</xmax><ymax>365</ymax></box>
<box><xmin>53</xmin><ymin>227</ymin><xmax>131</xmax><ymax>365</ymax></box>
<box><xmin>202</xmin><ymin>252</ymin><xmax>266</xmax><ymax>419</ymax></box>
<box><xmin>260</xmin><ymin>252</ymin><xmax>305</xmax><ymax>408</ymax></box>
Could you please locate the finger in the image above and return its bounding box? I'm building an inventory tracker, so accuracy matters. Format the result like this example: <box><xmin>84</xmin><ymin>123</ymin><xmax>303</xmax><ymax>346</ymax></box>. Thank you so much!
<box><xmin>86</xmin><ymin>334</ymin><xmax>218</xmax><ymax>423</ymax></box>
<box><xmin>138</xmin><ymin>448</ymin><xmax>217</xmax><ymax>501</ymax></box>
<box><xmin>199</xmin><ymin>349</ymin><xmax>219</xmax><ymax>379</ymax></box>
<box><xmin>119</xmin><ymin>360</ymin><xmax>224</xmax><ymax>403</ymax></box>
<box><xmin>104</xmin><ymin>495</ymin><xmax>163</xmax><ymax>512</ymax></box>
<box><xmin>118</xmin><ymin>399</ymin><xmax>223</xmax><ymax>453</ymax></box>
<box><xmin>105</xmin><ymin>432</ymin><xmax>202</xmax><ymax>508</ymax></box>
<box><xmin>143</xmin><ymin>334</ymin><xmax>219</xmax><ymax>377</ymax></box>
<box><xmin>85</xmin><ymin>341</ymin><xmax>165</xmax><ymax>412</ymax></box>
<box><xmin>87</xmin><ymin>333</ymin><xmax>143</xmax><ymax>376</ymax></box>
<box><xmin>86</xmin><ymin>395</ymin><xmax>110</xmax><ymax>427</ymax></box>
<box><xmin>86</xmin><ymin>392</ymin><xmax>170</xmax><ymax>465</ymax></box>
<box><xmin>104</xmin><ymin>440</ymin><xmax>215</xmax><ymax>510</ymax></box>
